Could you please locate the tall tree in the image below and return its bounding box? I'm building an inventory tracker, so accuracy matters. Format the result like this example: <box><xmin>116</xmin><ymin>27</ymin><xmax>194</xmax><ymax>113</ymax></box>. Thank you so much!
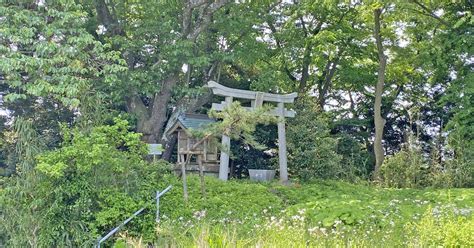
<box><xmin>92</xmin><ymin>0</ymin><xmax>230</xmax><ymax>144</ymax></box>
<box><xmin>373</xmin><ymin>7</ymin><xmax>387</xmax><ymax>176</ymax></box>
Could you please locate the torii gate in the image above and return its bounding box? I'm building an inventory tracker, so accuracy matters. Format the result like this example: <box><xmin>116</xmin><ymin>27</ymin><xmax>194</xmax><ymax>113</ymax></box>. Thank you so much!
<box><xmin>207</xmin><ymin>81</ymin><xmax>297</xmax><ymax>184</ymax></box>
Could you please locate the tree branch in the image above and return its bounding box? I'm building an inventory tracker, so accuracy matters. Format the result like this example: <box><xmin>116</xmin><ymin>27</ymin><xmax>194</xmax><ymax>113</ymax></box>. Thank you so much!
<box><xmin>185</xmin><ymin>0</ymin><xmax>230</xmax><ymax>41</ymax></box>
<box><xmin>267</xmin><ymin>20</ymin><xmax>297</xmax><ymax>82</ymax></box>
<box><xmin>299</xmin><ymin>17</ymin><xmax>309</xmax><ymax>37</ymax></box>
<box><xmin>411</xmin><ymin>0</ymin><xmax>450</xmax><ymax>27</ymax></box>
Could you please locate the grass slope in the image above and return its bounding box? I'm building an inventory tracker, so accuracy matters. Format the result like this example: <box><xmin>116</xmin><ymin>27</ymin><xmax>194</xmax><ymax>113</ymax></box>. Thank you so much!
<box><xmin>116</xmin><ymin>176</ymin><xmax>473</xmax><ymax>247</ymax></box>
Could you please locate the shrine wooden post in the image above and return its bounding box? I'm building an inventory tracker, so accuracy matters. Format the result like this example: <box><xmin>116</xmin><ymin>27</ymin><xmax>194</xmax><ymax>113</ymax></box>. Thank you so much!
<box><xmin>206</xmin><ymin>81</ymin><xmax>297</xmax><ymax>184</ymax></box>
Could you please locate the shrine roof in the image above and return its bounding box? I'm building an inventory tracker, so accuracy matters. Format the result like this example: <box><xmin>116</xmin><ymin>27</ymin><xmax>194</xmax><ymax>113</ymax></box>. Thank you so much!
<box><xmin>165</xmin><ymin>113</ymin><xmax>215</xmax><ymax>136</ymax></box>
<box><xmin>177</xmin><ymin>113</ymin><xmax>215</xmax><ymax>130</ymax></box>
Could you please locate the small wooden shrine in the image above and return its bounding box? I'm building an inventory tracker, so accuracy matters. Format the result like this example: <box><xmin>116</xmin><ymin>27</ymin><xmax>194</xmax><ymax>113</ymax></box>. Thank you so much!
<box><xmin>165</xmin><ymin>113</ymin><xmax>220</xmax><ymax>176</ymax></box>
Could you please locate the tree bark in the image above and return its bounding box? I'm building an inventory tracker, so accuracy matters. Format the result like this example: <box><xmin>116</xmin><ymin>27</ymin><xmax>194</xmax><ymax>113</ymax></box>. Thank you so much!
<box><xmin>161</xmin><ymin>135</ymin><xmax>177</xmax><ymax>161</ymax></box>
<box><xmin>297</xmin><ymin>42</ymin><xmax>312</xmax><ymax>95</ymax></box>
<box><xmin>94</xmin><ymin>0</ymin><xmax>123</xmax><ymax>35</ymax></box>
<box><xmin>373</xmin><ymin>8</ymin><xmax>387</xmax><ymax>178</ymax></box>
<box><xmin>317</xmin><ymin>55</ymin><xmax>341</xmax><ymax>109</ymax></box>
<box><xmin>145</xmin><ymin>74</ymin><xmax>179</xmax><ymax>142</ymax></box>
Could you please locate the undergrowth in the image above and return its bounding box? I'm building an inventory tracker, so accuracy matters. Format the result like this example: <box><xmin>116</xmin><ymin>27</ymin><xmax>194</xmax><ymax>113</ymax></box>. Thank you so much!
<box><xmin>107</xmin><ymin>176</ymin><xmax>473</xmax><ymax>247</ymax></box>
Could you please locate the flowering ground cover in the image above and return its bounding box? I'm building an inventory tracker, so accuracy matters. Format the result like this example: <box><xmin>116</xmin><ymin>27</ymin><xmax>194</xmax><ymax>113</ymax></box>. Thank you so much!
<box><xmin>115</xmin><ymin>176</ymin><xmax>473</xmax><ymax>247</ymax></box>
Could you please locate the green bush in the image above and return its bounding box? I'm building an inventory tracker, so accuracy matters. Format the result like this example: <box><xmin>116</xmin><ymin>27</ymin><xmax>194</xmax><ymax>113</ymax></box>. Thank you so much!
<box><xmin>0</xmin><ymin>118</ymin><xmax>172</xmax><ymax>247</ymax></box>
<box><xmin>445</xmin><ymin>126</ymin><xmax>474</xmax><ymax>188</ymax></box>
<box><xmin>287</xmin><ymin>98</ymin><xmax>344</xmax><ymax>181</ymax></box>
<box><xmin>335</xmin><ymin>133</ymin><xmax>372</xmax><ymax>180</ymax></box>
<box><xmin>379</xmin><ymin>145</ymin><xmax>429</xmax><ymax>188</ymax></box>
<box><xmin>380</xmin><ymin>135</ymin><xmax>473</xmax><ymax>189</ymax></box>
<box><xmin>444</xmin><ymin>82</ymin><xmax>474</xmax><ymax>188</ymax></box>
<box><xmin>231</xmin><ymin>124</ymin><xmax>278</xmax><ymax>175</ymax></box>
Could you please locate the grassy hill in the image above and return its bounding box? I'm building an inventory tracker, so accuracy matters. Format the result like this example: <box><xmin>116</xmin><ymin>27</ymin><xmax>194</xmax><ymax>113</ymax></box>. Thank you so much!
<box><xmin>112</xmin><ymin>176</ymin><xmax>473</xmax><ymax>247</ymax></box>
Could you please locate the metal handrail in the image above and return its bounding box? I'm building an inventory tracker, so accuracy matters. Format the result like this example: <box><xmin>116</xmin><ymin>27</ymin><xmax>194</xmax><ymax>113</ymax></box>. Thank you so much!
<box><xmin>95</xmin><ymin>185</ymin><xmax>172</xmax><ymax>248</ymax></box>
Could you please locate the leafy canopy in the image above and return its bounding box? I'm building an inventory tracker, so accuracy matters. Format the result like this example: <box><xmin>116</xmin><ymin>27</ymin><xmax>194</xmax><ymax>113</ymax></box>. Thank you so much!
<box><xmin>0</xmin><ymin>2</ymin><xmax>126</xmax><ymax>107</ymax></box>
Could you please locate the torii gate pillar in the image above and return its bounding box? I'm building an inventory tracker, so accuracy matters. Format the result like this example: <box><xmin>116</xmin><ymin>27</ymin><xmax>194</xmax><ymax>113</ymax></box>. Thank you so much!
<box><xmin>277</xmin><ymin>102</ymin><xmax>289</xmax><ymax>183</ymax></box>
<box><xmin>218</xmin><ymin>96</ymin><xmax>232</xmax><ymax>180</ymax></box>
<box><xmin>207</xmin><ymin>81</ymin><xmax>297</xmax><ymax>184</ymax></box>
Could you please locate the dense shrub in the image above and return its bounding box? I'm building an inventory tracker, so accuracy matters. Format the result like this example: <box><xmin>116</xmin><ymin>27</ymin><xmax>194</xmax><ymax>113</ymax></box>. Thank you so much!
<box><xmin>0</xmin><ymin>118</ymin><xmax>172</xmax><ymax>247</ymax></box>
<box><xmin>379</xmin><ymin>145</ymin><xmax>429</xmax><ymax>188</ymax></box>
<box><xmin>429</xmin><ymin>158</ymin><xmax>473</xmax><ymax>189</ymax></box>
<box><xmin>287</xmin><ymin>98</ymin><xmax>344</xmax><ymax>181</ymax></box>
<box><xmin>335</xmin><ymin>133</ymin><xmax>372</xmax><ymax>180</ymax></box>
<box><xmin>443</xmin><ymin>73</ymin><xmax>474</xmax><ymax>188</ymax></box>
<box><xmin>230</xmin><ymin>124</ymin><xmax>278</xmax><ymax>176</ymax></box>
<box><xmin>380</xmin><ymin>132</ymin><xmax>473</xmax><ymax>188</ymax></box>
<box><xmin>445</xmin><ymin>125</ymin><xmax>474</xmax><ymax>187</ymax></box>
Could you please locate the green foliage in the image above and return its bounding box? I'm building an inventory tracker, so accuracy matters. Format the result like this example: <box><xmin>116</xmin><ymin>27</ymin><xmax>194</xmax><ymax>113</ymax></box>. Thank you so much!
<box><xmin>1</xmin><ymin>1</ymin><xmax>473</xmax><ymax>246</ymax></box>
<box><xmin>207</xmin><ymin>102</ymin><xmax>276</xmax><ymax>149</ymax></box>
<box><xmin>287</xmin><ymin>98</ymin><xmax>344</xmax><ymax>181</ymax></box>
<box><xmin>229</xmin><ymin>123</ymin><xmax>279</xmax><ymax>172</ymax></box>
<box><xmin>11</xmin><ymin>117</ymin><xmax>46</xmax><ymax>174</ymax></box>
<box><xmin>119</xmin><ymin>180</ymin><xmax>473</xmax><ymax>247</ymax></box>
<box><xmin>142</xmin><ymin>209</ymin><xmax>473</xmax><ymax>247</ymax></box>
<box><xmin>157</xmin><ymin>176</ymin><xmax>282</xmax><ymax>221</ymax></box>
<box><xmin>335</xmin><ymin>133</ymin><xmax>372</xmax><ymax>180</ymax></box>
<box><xmin>0</xmin><ymin>118</ymin><xmax>46</xmax><ymax>247</ymax></box>
<box><xmin>434</xmin><ymin>2</ymin><xmax>473</xmax><ymax>188</ymax></box>
<box><xmin>273</xmin><ymin>181</ymin><xmax>473</xmax><ymax>231</ymax></box>
<box><xmin>37</xmin><ymin>118</ymin><xmax>145</xmax><ymax>177</ymax></box>
<box><xmin>429</xmin><ymin>156</ymin><xmax>473</xmax><ymax>189</ymax></box>
<box><xmin>380</xmin><ymin>131</ymin><xmax>473</xmax><ymax>188</ymax></box>
<box><xmin>0</xmin><ymin>2</ymin><xmax>126</xmax><ymax>108</ymax></box>
<box><xmin>231</xmin><ymin>142</ymin><xmax>277</xmax><ymax>171</ymax></box>
<box><xmin>444</xmin><ymin>100</ymin><xmax>474</xmax><ymax>188</ymax></box>
<box><xmin>405</xmin><ymin>207</ymin><xmax>474</xmax><ymax>247</ymax></box>
<box><xmin>379</xmin><ymin>145</ymin><xmax>428</xmax><ymax>188</ymax></box>
<box><xmin>0</xmin><ymin>118</ymin><xmax>171</xmax><ymax>246</ymax></box>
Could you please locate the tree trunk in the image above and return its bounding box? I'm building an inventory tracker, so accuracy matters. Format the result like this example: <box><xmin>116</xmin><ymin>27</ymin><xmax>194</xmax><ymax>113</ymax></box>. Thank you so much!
<box><xmin>198</xmin><ymin>155</ymin><xmax>206</xmax><ymax>198</ymax></box>
<box><xmin>162</xmin><ymin>135</ymin><xmax>177</xmax><ymax>161</ymax></box>
<box><xmin>373</xmin><ymin>8</ymin><xmax>387</xmax><ymax>178</ymax></box>
<box><xmin>297</xmin><ymin>43</ymin><xmax>312</xmax><ymax>95</ymax></box>
<box><xmin>145</xmin><ymin>74</ymin><xmax>179</xmax><ymax>143</ymax></box>
<box><xmin>317</xmin><ymin>56</ymin><xmax>340</xmax><ymax>109</ymax></box>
